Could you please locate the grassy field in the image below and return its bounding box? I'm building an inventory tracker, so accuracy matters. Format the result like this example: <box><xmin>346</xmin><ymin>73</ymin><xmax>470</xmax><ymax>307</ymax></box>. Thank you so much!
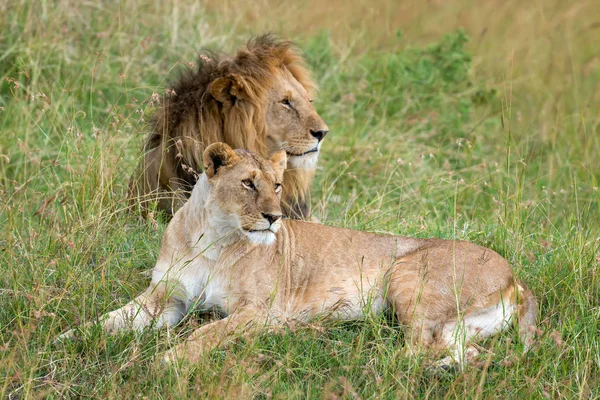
<box><xmin>1</xmin><ymin>0</ymin><xmax>599</xmax><ymax>398</ymax></box>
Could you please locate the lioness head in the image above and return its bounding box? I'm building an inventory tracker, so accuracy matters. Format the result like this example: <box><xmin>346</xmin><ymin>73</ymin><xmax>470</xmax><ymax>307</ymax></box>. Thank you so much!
<box><xmin>203</xmin><ymin>142</ymin><xmax>286</xmax><ymax>246</ymax></box>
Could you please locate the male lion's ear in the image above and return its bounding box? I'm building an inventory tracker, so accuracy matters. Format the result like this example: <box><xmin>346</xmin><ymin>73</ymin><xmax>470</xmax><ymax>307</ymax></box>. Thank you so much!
<box><xmin>270</xmin><ymin>150</ymin><xmax>287</xmax><ymax>180</ymax></box>
<box><xmin>203</xmin><ymin>143</ymin><xmax>239</xmax><ymax>179</ymax></box>
<box><xmin>210</xmin><ymin>74</ymin><xmax>249</xmax><ymax>104</ymax></box>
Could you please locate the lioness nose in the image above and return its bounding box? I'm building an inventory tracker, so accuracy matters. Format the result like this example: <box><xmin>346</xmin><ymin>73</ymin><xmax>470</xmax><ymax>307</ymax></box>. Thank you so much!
<box><xmin>310</xmin><ymin>129</ymin><xmax>328</xmax><ymax>142</ymax></box>
<box><xmin>262</xmin><ymin>213</ymin><xmax>282</xmax><ymax>225</ymax></box>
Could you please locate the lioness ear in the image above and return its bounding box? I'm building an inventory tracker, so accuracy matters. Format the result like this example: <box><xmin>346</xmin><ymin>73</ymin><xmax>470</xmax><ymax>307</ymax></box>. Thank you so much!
<box><xmin>210</xmin><ymin>74</ymin><xmax>249</xmax><ymax>104</ymax></box>
<box><xmin>203</xmin><ymin>143</ymin><xmax>239</xmax><ymax>179</ymax></box>
<box><xmin>270</xmin><ymin>150</ymin><xmax>287</xmax><ymax>180</ymax></box>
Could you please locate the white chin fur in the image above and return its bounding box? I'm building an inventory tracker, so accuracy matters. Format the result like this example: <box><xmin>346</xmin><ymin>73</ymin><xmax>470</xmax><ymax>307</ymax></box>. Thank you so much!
<box><xmin>287</xmin><ymin>152</ymin><xmax>319</xmax><ymax>169</ymax></box>
<box><xmin>246</xmin><ymin>230</ymin><xmax>277</xmax><ymax>246</ymax></box>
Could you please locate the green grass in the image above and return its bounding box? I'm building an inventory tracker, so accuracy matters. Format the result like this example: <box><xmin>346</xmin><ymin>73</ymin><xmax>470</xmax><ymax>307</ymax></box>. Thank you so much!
<box><xmin>1</xmin><ymin>1</ymin><xmax>599</xmax><ymax>398</ymax></box>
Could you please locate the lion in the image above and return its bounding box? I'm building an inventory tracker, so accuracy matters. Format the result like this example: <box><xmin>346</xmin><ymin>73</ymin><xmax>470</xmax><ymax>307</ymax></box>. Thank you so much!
<box><xmin>128</xmin><ymin>35</ymin><xmax>328</xmax><ymax>220</ymax></box>
<box><xmin>59</xmin><ymin>143</ymin><xmax>538</xmax><ymax>367</ymax></box>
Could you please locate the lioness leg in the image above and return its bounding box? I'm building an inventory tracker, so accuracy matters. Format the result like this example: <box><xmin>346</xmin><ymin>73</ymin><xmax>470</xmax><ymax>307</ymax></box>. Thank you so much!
<box><xmin>163</xmin><ymin>308</ymin><xmax>268</xmax><ymax>364</ymax></box>
<box><xmin>398</xmin><ymin>304</ymin><xmax>515</xmax><ymax>368</ymax></box>
<box><xmin>57</xmin><ymin>281</ymin><xmax>188</xmax><ymax>340</ymax></box>
<box><xmin>434</xmin><ymin>281</ymin><xmax>539</xmax><ymax>367</ymax></box>
<box><xmin>428</xmin><ymin>285</ymin><xmax>520</xmax><ymax>367</ymax></box>
<box><xmin>390</xmin><ymin>266</ymin><xmax>523</xmax><ymax>366</ymax></box>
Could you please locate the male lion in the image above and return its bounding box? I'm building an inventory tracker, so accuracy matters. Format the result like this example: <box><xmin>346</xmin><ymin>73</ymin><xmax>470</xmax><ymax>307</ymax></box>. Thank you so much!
<box><xmin>59</xmin><ymin>143</ymin><xmax>538</xmax><ymax>367</ymax></box>
<box><xmin>128</xmin><ymin>35</ymin><xmax>328</xmax><ymax>219</ymax></box>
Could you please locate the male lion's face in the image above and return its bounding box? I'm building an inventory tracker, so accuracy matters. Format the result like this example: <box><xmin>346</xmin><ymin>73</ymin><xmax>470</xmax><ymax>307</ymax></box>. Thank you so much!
<box><xmin>203</xmin><ymin>143</ymin><xmax>286</xmax><ymax>246</ymax></box>
<box><xmin>265</xmin><ymin>67</ymin><xmax>329</xmax><ymax>170</ymax></box>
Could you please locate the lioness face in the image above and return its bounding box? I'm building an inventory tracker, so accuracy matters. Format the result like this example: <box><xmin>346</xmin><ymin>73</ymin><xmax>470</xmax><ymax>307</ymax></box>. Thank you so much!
<box><xmin>203</xmin><ymin>143</ymin><xmax>287</xmax><ymax>246</ymax></box>
<box><xmin>265</xmin><ymin>67</ymin><xmax>329</xmax><ymax>170</ymax></box>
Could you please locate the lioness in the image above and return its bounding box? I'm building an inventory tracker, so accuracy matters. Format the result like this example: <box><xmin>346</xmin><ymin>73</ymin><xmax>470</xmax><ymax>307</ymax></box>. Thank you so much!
<box><xmin>60</xmin><ymin>143</ymin><xmax>537</xmax><ymax>366</ymax></box>
<box><xmin>129</xmin><ymin>35</ymin><xmax>328</xmax><ymax>220</ymax></box>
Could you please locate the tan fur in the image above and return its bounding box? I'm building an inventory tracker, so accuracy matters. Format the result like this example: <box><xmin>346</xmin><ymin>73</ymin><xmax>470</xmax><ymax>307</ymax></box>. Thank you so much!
<box><xmin>61</xmin><ymin>144</ymin><xmax>537</xmax><ymax>367</ymax></box>
<box><xmin>128</xmin><ymin>35</ymin><xmax>328</xmax><ymax>219</ymax></box>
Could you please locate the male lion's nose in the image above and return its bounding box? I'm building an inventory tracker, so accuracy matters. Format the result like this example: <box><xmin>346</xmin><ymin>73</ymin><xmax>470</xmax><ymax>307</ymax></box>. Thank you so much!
<box><xmin>310</xmin><ymin>129</ymin><xmax>328</xmax><ymax>142</ymax></box>
<box><xmin>262</xmin><ymin>212</ymin><xmax>282</xmax><ymax>225</ymax></box>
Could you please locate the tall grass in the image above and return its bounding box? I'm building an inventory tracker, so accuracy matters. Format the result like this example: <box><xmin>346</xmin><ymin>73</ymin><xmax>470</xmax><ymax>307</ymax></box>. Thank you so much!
<box><xmin>1</xmin><ymin>0</ymin><xmax>599</xmax><ymax>398</ymax></box>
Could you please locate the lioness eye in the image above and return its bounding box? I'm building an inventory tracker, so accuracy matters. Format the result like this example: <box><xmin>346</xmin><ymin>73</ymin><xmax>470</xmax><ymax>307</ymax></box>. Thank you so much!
<box><xmin>242</xmin><ymin>179</ymin><xmax>255</xmax><ymax>190</ymax></box>
<box><xmin>274</xmin><ymin>183</ymin><xmax>282</xmax><ymax>192</ymax></box>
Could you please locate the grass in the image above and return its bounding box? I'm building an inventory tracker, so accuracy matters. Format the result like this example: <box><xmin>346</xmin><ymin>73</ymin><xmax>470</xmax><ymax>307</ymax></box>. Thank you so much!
<box><xmin>1</xmin><ymin>0</ymin><xmax>599</xmax><ymax>398</ymax></box>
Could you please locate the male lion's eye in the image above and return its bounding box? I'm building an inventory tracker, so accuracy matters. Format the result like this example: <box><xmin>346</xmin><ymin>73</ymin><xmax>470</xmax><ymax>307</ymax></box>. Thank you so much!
<box><xmin>274</xmin><ymin>183</ymin><xmax>282</xmax><ymax>192</ymax></box>
<box><xmin>281</xmin><ymin>98</ymin><xmax>292</xmax><ymax>108</ymax></box>
<box><xmin>242</xmin><ymin>179</ymin><xmax>255</xmax><ymax>190</ymax></box>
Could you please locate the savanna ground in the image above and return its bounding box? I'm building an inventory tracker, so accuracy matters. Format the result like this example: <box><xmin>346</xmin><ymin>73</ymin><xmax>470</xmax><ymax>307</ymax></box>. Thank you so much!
<box><xmin>1</xmin><ymin>0</ymin><xmax>599</xmax><ymax>398</ymax></box>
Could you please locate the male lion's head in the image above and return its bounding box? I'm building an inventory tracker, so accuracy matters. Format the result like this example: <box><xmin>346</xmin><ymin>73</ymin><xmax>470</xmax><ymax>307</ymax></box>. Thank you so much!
<box><xmin>207</xmin><ymin>35</ymin><xmax>329</xmax><ymax>170</ymax></box>
<box><xmin>202</xmin><ymin>143</ymin><xmax>286</xmax><ymax>246</ymax></box>
<box><xmin>136</xmin><ymin>35</ymin><xmax>328</xmax><ymax>219</ymax></box>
